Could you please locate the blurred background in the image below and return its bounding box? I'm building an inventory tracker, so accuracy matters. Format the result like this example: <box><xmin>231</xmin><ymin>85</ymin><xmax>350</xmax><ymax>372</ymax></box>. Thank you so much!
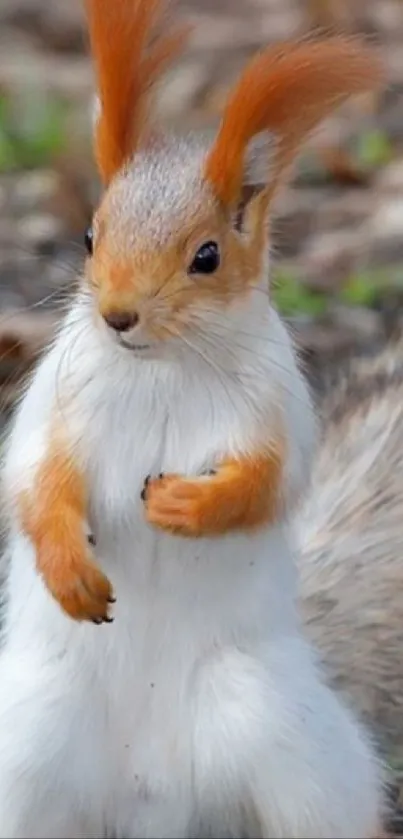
<box><xmin>0</xmin><ymin>0</ymin><xmax>402</xmax><ymax>419</ymax></box>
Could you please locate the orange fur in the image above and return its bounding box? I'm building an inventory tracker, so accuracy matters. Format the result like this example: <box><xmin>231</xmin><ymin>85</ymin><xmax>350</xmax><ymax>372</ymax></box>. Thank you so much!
<box><xmin>20</xmin><ymin>445</ymin><xmax>113</xmax><ymax>622</ymax></box>
<box><xmin>205</xmin><ymin>37</ymin><xmax>383</xmax><ymax>207</ymax></box>
<box><xmin>90</xmin><ymin>203</ymin><xmax>261</xmax><ymax>332</ymax></box>
<box><xmin>143</xmin><ymin>444</ymin><xmax>284</xmax><ymax>537</ymax></box>
<box><xmin>85</xmin><ymin>0</ymin><xmax>188</xmax><ymax>183</ymax></box>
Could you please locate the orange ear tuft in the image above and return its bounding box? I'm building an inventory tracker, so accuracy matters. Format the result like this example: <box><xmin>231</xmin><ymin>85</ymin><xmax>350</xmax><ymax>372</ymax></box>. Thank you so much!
<box><xmin>85</xmin><ymin>0</ymin><xmax>188</xmax><ymax>184</ymax></box>
<box><xmin>204</xmin><ymin>37</ymin><xmax>384</xmax><ymax>207</ymax></box>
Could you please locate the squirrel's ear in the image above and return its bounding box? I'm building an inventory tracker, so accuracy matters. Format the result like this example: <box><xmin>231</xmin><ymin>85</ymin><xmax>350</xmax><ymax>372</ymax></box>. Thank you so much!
<box><xmin>91</xmin><ymin>94</ymin><xmax>101</xmax><ymax>134</ymax></box>
<box><xmin>85</xmin><ymin>0</ymin><xmax>188</xmax><ymax>185</ymax></box>
<box><xmin>242</xmin><ymin>132</ymin><xmax>274</xmax><ymax>194</ymax></box>
<box><xmin>230</xmin><ymin>131</ymin><xmax>273</xmax><ymax>232</ymax></box>
<box><xmin>204</xmin><ymin>37</ymin><xmax>384</xmax><ymax>212</ymax></box>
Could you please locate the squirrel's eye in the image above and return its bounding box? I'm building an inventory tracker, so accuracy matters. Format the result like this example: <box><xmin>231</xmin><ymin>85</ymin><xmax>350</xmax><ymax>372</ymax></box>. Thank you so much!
<box><xmin>189</xmin><ymin>241</ymin><xmax>220</xmax><ymax>275</ymax></box>
<box><xmin>84</xmin><ymin>226</ymin><xmax>93</xmax><ymax>256</ymax></box>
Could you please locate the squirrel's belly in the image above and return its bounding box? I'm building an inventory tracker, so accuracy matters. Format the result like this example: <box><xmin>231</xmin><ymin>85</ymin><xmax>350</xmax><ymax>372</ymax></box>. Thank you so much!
<box><xmin>91</xmin><ymin>521</ymin><xmax>295</xmax><ymax>660</ymax></box>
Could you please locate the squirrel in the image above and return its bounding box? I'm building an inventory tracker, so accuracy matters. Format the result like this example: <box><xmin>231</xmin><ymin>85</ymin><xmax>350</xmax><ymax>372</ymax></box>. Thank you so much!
<box><xmin>0</xmin><ymin>0</ymin><xmax>387</xmax><ymax>836</ymax></box>
<box><xmin>296</xmin><ymin>335</ymin><xmax>403</xmax><ymax>772</ymax></box>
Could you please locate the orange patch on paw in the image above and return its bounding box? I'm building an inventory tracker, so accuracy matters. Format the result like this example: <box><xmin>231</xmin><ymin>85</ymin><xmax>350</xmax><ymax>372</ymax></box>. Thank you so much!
<box><xmin>142</xmin><ymin>442</ymin><xmax>285</xmax><ymax>537</ymax></box>
<box><xmin>36</xmin><ymin>523</ymin><xmax>114</xmax><ymax>623</ymax></box>
<box><xmin>143</xmin><ymin>473</ymin><xmax>215</xmax><ymax>537</ymax></box>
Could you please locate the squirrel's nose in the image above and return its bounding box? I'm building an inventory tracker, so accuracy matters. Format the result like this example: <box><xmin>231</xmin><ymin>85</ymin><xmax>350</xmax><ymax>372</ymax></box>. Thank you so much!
<box><xmin>103</xmin><ymin>311</ymin><xmax>139</xmax><ymax>332</ymax></box>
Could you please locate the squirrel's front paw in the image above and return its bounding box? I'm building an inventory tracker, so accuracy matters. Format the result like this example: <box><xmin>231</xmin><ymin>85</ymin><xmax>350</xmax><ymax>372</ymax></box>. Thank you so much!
<box><xmin>37</xmin><ymin>532</ymin><xmax>115</xmax><ymax>623</ymax></box>
<box><xmin>141</xmin><ymin>472</ymin><xmax>215</xmax><ymax>537</ymax></box>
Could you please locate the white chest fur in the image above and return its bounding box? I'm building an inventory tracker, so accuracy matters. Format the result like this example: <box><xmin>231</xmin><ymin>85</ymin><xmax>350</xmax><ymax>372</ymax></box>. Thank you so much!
<box><xmin>0</xmin><ymin>300</ymin><xmax>383</xmax><ymax>839</ymax></box>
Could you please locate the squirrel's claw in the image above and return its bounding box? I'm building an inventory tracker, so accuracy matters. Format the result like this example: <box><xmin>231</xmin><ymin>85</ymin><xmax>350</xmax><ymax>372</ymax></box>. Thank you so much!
<box><xmin>141</xmin><ymin>474</ymin><xmax>152</xmax><ymax>501</ymax></box>
<box><xmin>37</xmin><ymin>533</ymin><xmax>116</xmax><ymax>624</ymax></box>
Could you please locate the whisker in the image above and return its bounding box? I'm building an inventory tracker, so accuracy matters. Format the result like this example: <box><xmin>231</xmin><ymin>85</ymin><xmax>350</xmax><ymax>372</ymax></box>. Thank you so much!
<box><xmin>170</xmin><ymin>328</ymin><xmax>244</xmax><ymax>420</ymax></box>
<box><xmin>10</xmin><ymin>242</ymin><xmax>83</xmax><ymax>279</ymax></box>
<box><xmin>186</xmin><ymin>317</ymin><xmax>309</xmax><ymax>408</ymax></box>
<box><xmin>189</xmin><ymin>302</ymin><xmax>302</xmax><ymax>354</ymax></box>
<box><xmin>186</xmin><ymin>327</ymin><xmax>263</xmax><ymax>417</ymax></box>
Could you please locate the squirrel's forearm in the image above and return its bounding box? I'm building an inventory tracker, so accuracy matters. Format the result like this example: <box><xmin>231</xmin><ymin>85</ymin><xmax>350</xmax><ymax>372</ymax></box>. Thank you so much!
<box><xmin>19</xmin><ymin>446</ymin><xmax>88</xmax><ymax>561</ymax></box>
<box><xmin>197</xmin><ymin>445</ymin><xmax>285</xmax><ymax>534</ymax></box>
<box><xmin>144</xmin><ymin>441</ymin><xmax>285</xmax><ymax>537</ymax></box>
<box><xmin>18</xmin><ymin>443</ymin><xmax>113</xmax><ymax>623</ymax></box>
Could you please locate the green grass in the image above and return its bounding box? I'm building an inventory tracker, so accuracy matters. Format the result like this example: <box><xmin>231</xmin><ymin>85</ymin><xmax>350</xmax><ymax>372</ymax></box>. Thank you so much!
<box><xmin>273</xmin><ymin>265</ymin><xmax>403</xmax><ymax>317</ymax></box>
<box><xmin>340</xmin><ymin>266</ymin><xmax>403</xmax><ymax>307</ymax></box>
<box><xmin>273</xmin><ymin>269</ymin><xmax>328</xmax><ymax>317</ymax></box>
<box><xmin>338</xmin><ymin>271</ymin><xmax>385</xmax><ymax>308</ymax></box>
<box><xmin>0</xmin><ymin>93</ymin><xmax>67</xmax><ymax>172</ymax></box>
<box><xmin>353</xmin><ymin>129</ymin><xmax>393</xmax><ymax>170</ymax></box>
<box><xmin>296</xmin><ymin>127</ymin><xmax>394</xmax><ymax>184</ymax></box>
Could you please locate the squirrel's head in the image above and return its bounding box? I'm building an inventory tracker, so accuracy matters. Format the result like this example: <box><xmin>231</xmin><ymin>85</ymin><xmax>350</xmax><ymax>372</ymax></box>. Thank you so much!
<box><xmin>83</xmin><ymin>0</ymin><xmax>383</xmax><ymax>358</ymax></box>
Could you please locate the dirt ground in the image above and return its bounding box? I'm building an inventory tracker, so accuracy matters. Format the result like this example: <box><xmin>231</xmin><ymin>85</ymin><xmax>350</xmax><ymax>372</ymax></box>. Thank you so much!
<box><xmin>0</xmin><ymin>0</ymin><xmax>403</xmax><ymax>832</ymax></box>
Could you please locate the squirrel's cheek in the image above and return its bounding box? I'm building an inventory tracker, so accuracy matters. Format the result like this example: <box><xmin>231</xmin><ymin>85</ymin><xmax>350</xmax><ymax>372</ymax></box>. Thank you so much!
<box><xmin>143</xmin><ymin>316</ymin><xmax>182</xmax><ymax>343</ymax></box>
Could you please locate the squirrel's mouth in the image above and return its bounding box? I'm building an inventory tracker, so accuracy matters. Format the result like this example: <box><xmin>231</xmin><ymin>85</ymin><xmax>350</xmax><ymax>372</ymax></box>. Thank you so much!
<box><xmin>118</xmin><ymin>337</ymin><xmax>151</xmax><ymax>353</ymax></box>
